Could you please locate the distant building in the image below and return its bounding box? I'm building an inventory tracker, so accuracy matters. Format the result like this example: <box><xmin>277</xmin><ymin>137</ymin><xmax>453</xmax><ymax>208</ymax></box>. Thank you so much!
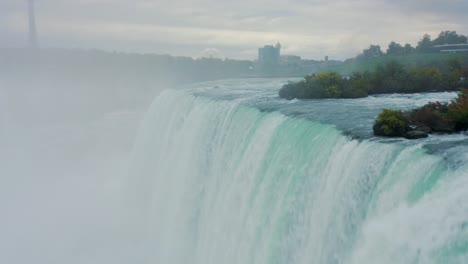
<box><xmin>433</xmin><ymin>44</ymin><xmax>468</xmax><ymax>53</ymax></box>
<box><xmin>280</xmin><ymin>55</ymin><xmax>302</xmax><ymax>65</ymax></box>
<box><xmin>258</xmin><ymin>43</ymin><xmax>281</xmax><ymax>65</ymax></box>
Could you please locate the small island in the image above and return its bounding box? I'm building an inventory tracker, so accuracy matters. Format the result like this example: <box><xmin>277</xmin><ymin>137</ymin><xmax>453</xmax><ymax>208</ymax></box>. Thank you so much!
<box><xmin>373</xmin><ymin>89</ymin><xmax>468</xmax><ymax>139</ymax></box>
<box><xmin>279</xmin><ymin>61</ymin><xmax>467</xmax><ymax>99</ymax></box>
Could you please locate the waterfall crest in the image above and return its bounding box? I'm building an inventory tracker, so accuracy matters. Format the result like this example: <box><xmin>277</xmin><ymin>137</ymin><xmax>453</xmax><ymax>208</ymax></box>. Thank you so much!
<box><xmin>130</xmin><ymin>90</ymin><xmax>468</xmax><ymax>264</ymax></box>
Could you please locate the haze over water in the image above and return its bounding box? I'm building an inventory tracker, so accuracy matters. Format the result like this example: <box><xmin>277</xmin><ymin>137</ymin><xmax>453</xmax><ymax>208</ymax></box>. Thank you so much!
<box><xmin>1</xmin><ymin>0</ymin><xmax>468</xmax><ymax>263</ymax></box>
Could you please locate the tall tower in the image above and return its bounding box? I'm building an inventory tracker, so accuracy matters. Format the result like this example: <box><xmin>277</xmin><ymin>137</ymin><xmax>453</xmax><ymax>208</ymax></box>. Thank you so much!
<box><xmin>28</xmin><ymin>0</ymin><xmax>38</xmax><ymax>49</ymax></box>
<box><xmin>275</xmin><ymin>42</ymin><xmax>281</xmax><ymax>55</ymax></box>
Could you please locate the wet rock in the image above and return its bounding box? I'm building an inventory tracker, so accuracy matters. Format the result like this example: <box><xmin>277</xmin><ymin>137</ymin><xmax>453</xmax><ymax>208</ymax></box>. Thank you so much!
<box><xmin>411</xmin><ymin>124</ymin><xmax>432</xmax><ymax>133</ymax></box>
<box><xmin>430</xmin><ymin>120</ymin><xmax>456</xmax><ymax>133</ymax></box>
<box><xmin>405</xmin><ymin>130</ymin><xmax>428</xmax><ymax>139</ymax></box>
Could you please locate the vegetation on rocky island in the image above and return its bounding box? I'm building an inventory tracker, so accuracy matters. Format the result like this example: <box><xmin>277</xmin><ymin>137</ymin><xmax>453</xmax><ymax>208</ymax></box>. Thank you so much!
<box><xmin>279</xmin><ymin>72</ymin><xmax>369</xmax><ymax>99</ymax></box>
<box><xmin>373</xmin><ymin>89</ymin><xmax>468</xmax><ymax>139</ymax></box>
<box><xmin>279</xmin><ymin>60</ymin><xmax>468</xmax><ymax>100</ymax></box>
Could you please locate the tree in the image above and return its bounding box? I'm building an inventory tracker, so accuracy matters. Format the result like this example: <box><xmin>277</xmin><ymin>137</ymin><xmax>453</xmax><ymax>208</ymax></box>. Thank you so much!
<box><xmin>409</xmin><ymin>67</ymin><xmax>443</xmax><ymax>92</ymax></box>
<box><xmin>403</xmin><ymin>43</ymin><xmax>415</xmax><ymax>54</ymax></box>
<box><xmin>416</xmin><ymin>34</ymin><xmax>433</xmax><ymax>53</ymax></box>
<box><xmin>387</xmin><ymin>41</ymin><xmax>405</xmax><ymax>55</ymax></box>
<box><xmin>373</xmin><ymin>61</ymin><xmax>408</xmax><ymax>93</ymax></box>
<box><xmin>313</xmin><ymin>72</ymin><xmax>346</xmax><ymax>98</ymax></box>
<box><xmin>358</xmin><ymin>45</ymin><xmax>384</xmax><ymax>59</ymax></box>
<box><xmin>346</xmin><ymin>72</ymin><xmax>371</xmax><ymax>98</ymax></box>
<box><xmin>433</xmin><ymin>31</ymin><xmax>468</xmax><ymax>45</ymax></box>
<box><xmin>447</xmin><ymin>58</ymin><xmax>462</xmax><ymax>73</ymax></box>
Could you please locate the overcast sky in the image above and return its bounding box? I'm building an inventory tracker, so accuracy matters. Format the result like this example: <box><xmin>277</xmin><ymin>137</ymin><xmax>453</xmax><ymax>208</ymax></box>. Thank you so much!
<box><xmin>1</xmin><ymin>0</ymin><xmax>467</xmax><ymax>60</ymax></box>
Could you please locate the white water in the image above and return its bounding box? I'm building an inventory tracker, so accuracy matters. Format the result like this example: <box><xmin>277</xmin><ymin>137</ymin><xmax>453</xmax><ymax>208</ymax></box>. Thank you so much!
<box><xmin>2</xmin><ymin>75</ymin><xmax>467</xmax><ymax>264</ymax></box>
<box><xmin>129</xmin><ymin>89</ymin><xmax>468</xmax><ymax>263</ymax></box>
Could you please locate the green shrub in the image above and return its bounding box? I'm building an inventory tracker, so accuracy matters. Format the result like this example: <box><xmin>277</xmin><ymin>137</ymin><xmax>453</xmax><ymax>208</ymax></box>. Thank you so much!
<box><xmin>375</xmin><ymin>109</ymin><xmax>408</xmax><ymax>136</ymax></box>
<box><xmin>446</xmin><ymin>88</ymin><xmax>468</xmax><ymax>130</ymax></box>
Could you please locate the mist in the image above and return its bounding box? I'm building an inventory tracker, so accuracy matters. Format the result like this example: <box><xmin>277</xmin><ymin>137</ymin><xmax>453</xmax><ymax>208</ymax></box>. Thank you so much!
<box><xmin>2</xmin><ymin>1</ymin><xmax>468</xmax><ymax>263</ymax></box>
<box><xmin>0</xmin><ymin>48</ymin><xmax>167</xmax><ymax>264</ymax></box>
<box><xmin>0</xmin><ymin>46</ymin><xmax>262</xmax><ymax>263</ymax></box>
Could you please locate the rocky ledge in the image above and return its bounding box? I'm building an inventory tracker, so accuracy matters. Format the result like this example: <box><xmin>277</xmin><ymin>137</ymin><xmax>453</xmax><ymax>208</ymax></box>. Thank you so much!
<box><xmin>373</xmin><ymin>89</ymin><xmax>467</xmax><ymax>139</ymax></box>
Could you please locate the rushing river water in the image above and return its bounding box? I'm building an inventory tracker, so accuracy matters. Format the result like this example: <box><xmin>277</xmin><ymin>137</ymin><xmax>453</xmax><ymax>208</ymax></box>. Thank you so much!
<box><xmin>130</xmin><ymin>78</ymin><xmax>468</xmax><ymax>263</ymax></box>
<box><xmin>2</xmin><ymin>77</ymin><xmax>467</xmax><ymax>264</ymax></box>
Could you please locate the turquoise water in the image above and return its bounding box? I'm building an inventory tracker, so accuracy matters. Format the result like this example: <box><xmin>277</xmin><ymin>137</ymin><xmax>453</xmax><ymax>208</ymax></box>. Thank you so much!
<box><xmin>130</xmin><ymin>80</ymin><xmax>468</xmax><ymax>263</ymax></box>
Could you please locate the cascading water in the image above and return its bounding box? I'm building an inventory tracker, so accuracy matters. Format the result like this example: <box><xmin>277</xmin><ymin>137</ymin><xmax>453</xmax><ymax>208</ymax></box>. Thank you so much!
<box><xmin>130</xmin><ymin>89</ymin><xmax>468</xmax><ymax>264</ymax></box>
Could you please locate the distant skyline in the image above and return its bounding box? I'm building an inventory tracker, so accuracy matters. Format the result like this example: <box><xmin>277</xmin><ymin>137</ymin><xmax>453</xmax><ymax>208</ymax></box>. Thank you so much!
<box><xmin>0</xmin><ymin>0</ymin><xmax>467</xmax><ymax>60</ymax></box>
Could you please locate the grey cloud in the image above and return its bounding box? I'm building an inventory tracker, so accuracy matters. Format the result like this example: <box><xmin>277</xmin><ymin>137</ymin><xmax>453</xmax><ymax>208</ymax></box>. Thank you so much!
<box><xmin>0</xmin><ymin>0</ymin><xmax>467</xmax><ymax>59</ymax></box>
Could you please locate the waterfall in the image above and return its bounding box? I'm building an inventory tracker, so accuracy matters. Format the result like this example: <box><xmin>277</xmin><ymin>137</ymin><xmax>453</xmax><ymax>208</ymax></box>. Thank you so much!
<box><xmin>130</xmin><ymin>89</ymin><xmax>468</xmax><ymax>264</ymax></box>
